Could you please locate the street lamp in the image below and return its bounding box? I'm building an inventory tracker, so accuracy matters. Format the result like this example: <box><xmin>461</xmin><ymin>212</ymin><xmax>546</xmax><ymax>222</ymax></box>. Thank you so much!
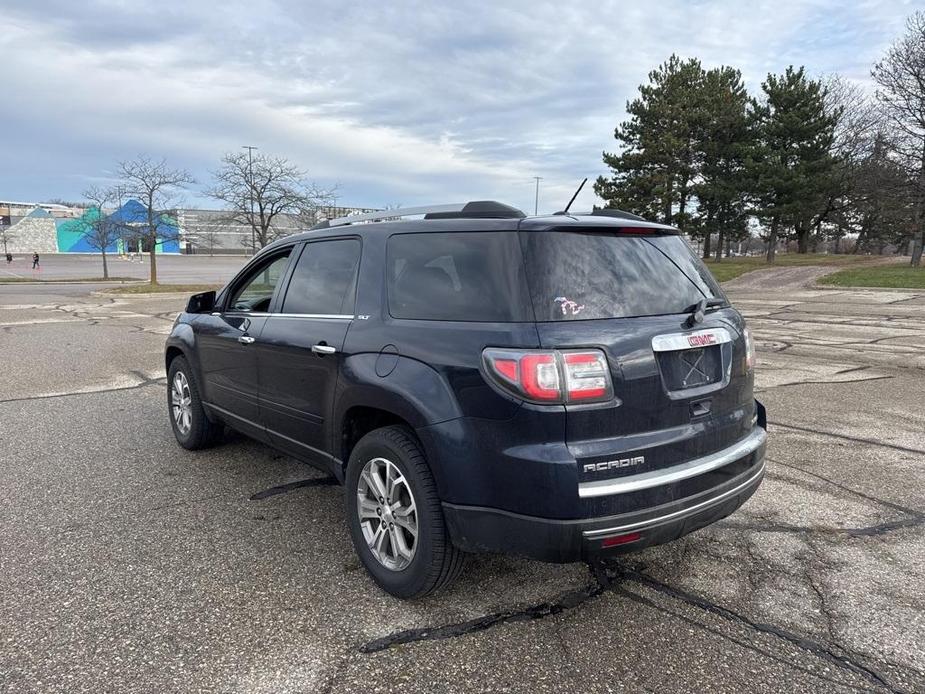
<box><xmin>243</xmin><ymin>145</ymin><xmax>258</xmax><ymax>255</ymax></box>
<box><xmin>533</xmin><ymin>177</ymin><xmax>542</xmax><ymax>215</ymax></box>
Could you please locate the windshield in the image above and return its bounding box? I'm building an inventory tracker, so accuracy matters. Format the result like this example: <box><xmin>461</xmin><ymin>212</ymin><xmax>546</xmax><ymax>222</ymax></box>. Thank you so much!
<box><xmin>520</xmin><ymin>230</ymin><xmax>723</xmax><ymax>321</ymax></box>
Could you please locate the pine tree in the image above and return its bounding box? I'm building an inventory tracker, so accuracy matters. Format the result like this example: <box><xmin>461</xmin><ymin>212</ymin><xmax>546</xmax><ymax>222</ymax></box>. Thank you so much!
<box><xmin>595</xmin><ymin>55</ymin><xmax>705</xmax><ymax>225</ymax></box>
<box><xmin>749</xmin><ymin>67</ymin><xmax>840</xmax><ymax>261</ymax></box>
<box><xmin>691</xmin><ymin>66</ymin><xmax>754</xmax><ymax>261</ymax></box>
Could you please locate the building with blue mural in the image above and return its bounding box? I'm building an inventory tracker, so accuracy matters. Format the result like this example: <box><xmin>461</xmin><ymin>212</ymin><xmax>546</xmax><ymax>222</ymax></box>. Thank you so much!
<box><xmin>55</xmin><ymin>200</ymin><xmax>180</xmax><ymax>254</ymax></box>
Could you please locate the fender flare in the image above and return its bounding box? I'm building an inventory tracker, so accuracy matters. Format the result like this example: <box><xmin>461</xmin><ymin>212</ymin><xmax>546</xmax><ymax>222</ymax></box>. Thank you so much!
<box><xmin>334</xmin><ymin>352</ymin><xmax>463</xmax><ymax>454</ymax></box>
<box><xmin>165</xmin><ymin>323</ymin><xmax>205</xmax><ymax>393</ymax></box>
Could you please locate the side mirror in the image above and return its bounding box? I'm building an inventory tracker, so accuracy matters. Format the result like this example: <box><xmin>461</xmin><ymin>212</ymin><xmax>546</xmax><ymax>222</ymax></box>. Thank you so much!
<box><xmin>186</xmin><ymin>290</ymin><xmax>216</xmax><ymax>314</ymax></box>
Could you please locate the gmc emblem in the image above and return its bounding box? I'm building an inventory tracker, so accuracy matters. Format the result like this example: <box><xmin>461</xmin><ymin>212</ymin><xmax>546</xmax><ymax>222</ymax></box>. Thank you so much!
<box><xmin>688</xmin><ymin>333</ymin><xmax>718</xmax><ymax>347</ymax></box>
<box><xmin>583</xmin><ymin>456</ymin><xmax>645</xmax><ymax>473</ymax></box>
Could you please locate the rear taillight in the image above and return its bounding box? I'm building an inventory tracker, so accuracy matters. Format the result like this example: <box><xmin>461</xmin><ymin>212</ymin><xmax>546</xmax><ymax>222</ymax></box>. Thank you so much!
<box><xmin>482</xmin><ymin>348</ymin><xmax>614</xmax><ymax>404</ymax></box>
<box><xmin>562</xmin><ymin>351</ymin><xmax>610</xmax><ymax>400</ymax></box>
<box><xmin>743</xmin><ymin>327</ymin><xmax>756</xmax><ymax>372</ymax></box>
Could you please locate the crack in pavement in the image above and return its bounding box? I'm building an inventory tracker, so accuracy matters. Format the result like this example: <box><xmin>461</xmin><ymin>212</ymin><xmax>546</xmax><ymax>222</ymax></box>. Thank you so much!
<box><xmin>756</xmin><ymin>374</ymin><xmax>895</xmax><ymax>392</ymax></box>
<box><xmin>611</xmin><ymin>564</ymin><xmax>906</xmax><ymax>693</ymax></box>
<box><xmin>726</xmin><ymin>514</ymin><xmax>922</xmax><ymax>538</ymax></box>
<box><xmin>769</xmin><ymin>421</ymin><xmax>925</xmax><ymax>456</ymax></box>
<box><xmin>357</xmin><ymin>560</ymin><xmax>913</xmax><ymax>692</ymax></box>
<box><xmin>771</xmin><ymin>460</ymin><xmax>922</xmax><ymax>516</ymax></box>
<box><xmin>722</xmin><ymin>457</ymin><xmax>925</xmax><ymax>538</ymax></box>
<box><xmin>359</xmin><ymin>580</ymin><xmax>606</xmax><ymax>654</ymax></box>
<box><xmin>249</xmin><ymin>477</ymin><xmax>339</xmax><ymax>501</ymax></box>
<box><xmin>752</xmin><ymin>314</ymin><xmax>925</xmax><ymax>330</ymax></box>
<box><xmin>0</xmin><ymin>375</ymin><xmax>165</xmax><ymax>404</ymax></box>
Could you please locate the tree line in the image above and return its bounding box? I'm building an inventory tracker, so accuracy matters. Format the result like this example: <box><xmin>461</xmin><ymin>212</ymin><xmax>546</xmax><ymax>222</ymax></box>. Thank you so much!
<box><xmin>75</xmin><ymin>152</ymin><xmax>334</xmax><ymax>284</ymax></box>
<box><xmin>595</xmin><ymin>11</ymin><xmax>925</xmax><ymax>266</ymax></box>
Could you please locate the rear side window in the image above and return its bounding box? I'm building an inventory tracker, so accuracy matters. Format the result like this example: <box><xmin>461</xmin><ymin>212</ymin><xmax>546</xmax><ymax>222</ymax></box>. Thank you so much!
<box><xmin>282</xmin><ymin>238</ymin><xmax>361</xmax><ymax>315</ymax></box>
<box><xmin>387</xmin><ymin>232</ymin><xmax>531</xmax><ymax>321</ymax></box>
<box><xmin>520</xmin><ymin>231</ymin><xmax>723</xmax><ymax>321</ymax></box>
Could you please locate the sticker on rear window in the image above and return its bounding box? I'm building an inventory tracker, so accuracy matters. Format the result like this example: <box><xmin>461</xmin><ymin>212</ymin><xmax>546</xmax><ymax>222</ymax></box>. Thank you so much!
<box><xmin>554</xmin><ymin>296</ymin><xmax>585</xmax><ymax>317</ymax></box>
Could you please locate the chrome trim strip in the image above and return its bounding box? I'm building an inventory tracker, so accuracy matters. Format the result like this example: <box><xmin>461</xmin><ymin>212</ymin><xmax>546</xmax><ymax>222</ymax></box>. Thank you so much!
<box><xmin>651</xmin><ymin>327</ymin><xmax>733</xmax><ymax>352</ymax></box>
<box><xmin>583</xmin><ymin>461</ymin><xmax>766</xmax><ymax>539</ymax></box>
<box><xmin>271</xmin><ymin>313</ymin><xmax>354</xmax><ymax>320</ymax></box>
<box><xmin>219</xmin><ymin>312</ymin><xmax>353</xmax><ymax>320</ymax></box>
<box><xmin>578</xmin><ymin>427</ymin><xmax>766</xmax><ymax>498</ymax></box>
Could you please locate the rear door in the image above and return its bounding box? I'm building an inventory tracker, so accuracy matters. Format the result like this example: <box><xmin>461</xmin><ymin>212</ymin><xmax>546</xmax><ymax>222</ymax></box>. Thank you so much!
<box><xmin>520</xmin><ymin>228</ymin><xmax>754</xmax><ymax>482</ymax></box>
<box><xmin>256</xmin><ymin>237</ymin><xmax>361</xmax><ymax>468</ymax></box>
<box><xmin>195</xmin><ymin>249</ymin><xmax>292</xmax><ymax>439</ymax></box>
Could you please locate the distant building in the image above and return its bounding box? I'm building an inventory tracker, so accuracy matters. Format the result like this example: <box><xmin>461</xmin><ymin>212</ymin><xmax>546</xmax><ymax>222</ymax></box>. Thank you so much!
<box><xmin>2</xmin><ymin>208</ymin><xmax>58</xmax><ymax>254</ymax></box>
<box><xmin>0</xmin><ymin>199</ymin><xmax>377</xmax><ymax>255</ymax></box>
<box><xmin>176</xmin><ymin>205</ymin><xmax>380</xmax><ymax>255</ymax></box>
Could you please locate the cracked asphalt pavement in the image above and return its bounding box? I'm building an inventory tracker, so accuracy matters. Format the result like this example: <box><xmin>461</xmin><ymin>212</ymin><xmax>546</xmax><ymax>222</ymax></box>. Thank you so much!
<box><xmin>1</xmin><ymin>271</ymin><xmax>924</xmax><ymax>693</ymax></box>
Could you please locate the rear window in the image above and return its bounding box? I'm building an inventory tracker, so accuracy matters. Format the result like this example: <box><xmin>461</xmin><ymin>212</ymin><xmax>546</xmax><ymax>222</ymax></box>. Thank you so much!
<box><xmin>387</xmin><ymin>231</ymin><xmax>531</xmax><ymax>321</ymax></box>
<box><xmin>520</xmin><ymin>231</ymin><xmax>723</xmax><ymax>321</ymax></box>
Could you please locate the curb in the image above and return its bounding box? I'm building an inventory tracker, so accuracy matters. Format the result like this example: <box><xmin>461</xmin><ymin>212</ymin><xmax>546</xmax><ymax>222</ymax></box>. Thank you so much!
<box><xmin>0</xmin><ymin>280</ymin><xmax>146</xmax><ymax>286</ymax></box>
<box><xmin>90</xmin><ymin>290</ymin><xmax>201</xmax><ymax>298</ymax></box>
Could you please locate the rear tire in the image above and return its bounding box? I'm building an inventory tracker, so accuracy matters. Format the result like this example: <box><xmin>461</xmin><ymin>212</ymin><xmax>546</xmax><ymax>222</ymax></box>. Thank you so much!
<box><xmin>346</xmin><ymin>425</ymin><xmax>465</xmax><ymax>599</ymax></box>
<box><xmin>167</xmin><ymin>356</ymin><xmax>222</xmax><ymax>450</ymax></box>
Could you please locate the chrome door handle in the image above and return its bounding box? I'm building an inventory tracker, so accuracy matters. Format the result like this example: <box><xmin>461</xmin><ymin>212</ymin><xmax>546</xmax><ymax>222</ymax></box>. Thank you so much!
<box><xmin>311</xmin><ymin>344</ymin><xmax>336</xmax><ymax>355</ymax></box>
<box><xmin>238</xmin><ymin>335</ymin><xmax>256</xmax><ymax>345</ymax></box>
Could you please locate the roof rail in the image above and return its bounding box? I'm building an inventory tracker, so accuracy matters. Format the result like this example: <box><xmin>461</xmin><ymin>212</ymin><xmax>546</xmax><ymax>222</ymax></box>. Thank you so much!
<box><xmin>313</xmin><ymin>200</ymin><xmax>525</xmax><ymax>229</ymax></box>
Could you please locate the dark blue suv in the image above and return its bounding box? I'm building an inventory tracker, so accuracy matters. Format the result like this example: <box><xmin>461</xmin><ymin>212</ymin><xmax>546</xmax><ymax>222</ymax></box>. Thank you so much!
<box><xmin>165</xmin><ymin>201</ymin><xmax>767</xmax><ymax>598</ymax></box>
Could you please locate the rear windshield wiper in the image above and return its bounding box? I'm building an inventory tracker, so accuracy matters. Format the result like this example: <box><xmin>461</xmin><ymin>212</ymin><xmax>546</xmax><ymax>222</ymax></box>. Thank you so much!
<box><xmin>683</xmin><ymin>297</ymin><xmax>725</xmax><ymax>328</ymax></box>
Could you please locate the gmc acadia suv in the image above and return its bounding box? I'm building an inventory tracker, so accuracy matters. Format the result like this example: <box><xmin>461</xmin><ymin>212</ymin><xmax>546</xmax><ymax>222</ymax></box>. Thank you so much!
<box><xmin>165</xmin><ymin>201</ymin><xmax>767</xmax><ymax>598</ymax></box>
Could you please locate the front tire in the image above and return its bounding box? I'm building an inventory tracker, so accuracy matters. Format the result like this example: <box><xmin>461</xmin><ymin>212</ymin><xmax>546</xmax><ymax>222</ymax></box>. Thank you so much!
<box><xmin>167</xmin><ymin>356</ymin><xmax>222</xmax><ymax>450</ymax></box>
<box><xmin>346</xmin><ymin>426</ymin><xmax>465</xmax><ymax>599</ymax></box>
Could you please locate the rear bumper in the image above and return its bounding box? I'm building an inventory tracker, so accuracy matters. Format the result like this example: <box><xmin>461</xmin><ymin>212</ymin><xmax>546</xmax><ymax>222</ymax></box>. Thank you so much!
<box><xmin>443</xmin><ymin>428</ymin><xmax>766</xmax><ymax>563</ymax></box>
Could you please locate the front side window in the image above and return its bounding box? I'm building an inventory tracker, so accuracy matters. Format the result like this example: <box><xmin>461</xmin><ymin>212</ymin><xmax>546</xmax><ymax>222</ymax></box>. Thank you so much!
<box><xmin>281</xmin><ymin>238</ymin><xmax>361</xmax><ymax>315</ymax></box>
<box><xmin>387</xmin><ymin>231</ymin><xmax>531</xmax><ymax>322</ymax></box>
<box><xmin>228</xmin><ymin>251</ymin><xmax>291</xmax><ymax>312</ymax></box>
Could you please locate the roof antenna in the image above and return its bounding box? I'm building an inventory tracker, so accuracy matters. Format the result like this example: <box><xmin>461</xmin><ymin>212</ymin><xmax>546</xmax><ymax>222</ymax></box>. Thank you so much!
<box><xmin>562</xmin><ymin>178</ymin><xmax>587</xmax><ymax>215</ymax></box>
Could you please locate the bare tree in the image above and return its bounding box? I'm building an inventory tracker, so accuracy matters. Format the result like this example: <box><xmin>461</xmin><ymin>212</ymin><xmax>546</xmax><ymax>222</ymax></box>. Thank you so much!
<box><xmin>79</xmin><ymin>185</ymin><xmax>122</xmax><ymax>279</ymax></box>
<box><xmin>206</xmin><ymin>151</ymin><xmax>336</xmax><ymax>252</ymax></box>
<box><xmin>806</xmin><ymin>76</ymin><xmax>881</xmax><ymax>252</ymax></box>
<box><xmin>873</xmin><ymin>11</ymin><xmax>925</xmax><ymax>266</ymax></box>
<box><xmin>0</xmin><ymin>221</ymin><xmax>13</xmax><ymax>256</ymax></box>
<box><xmin>118</xmin><ymin>155</ymin><xmax>194</xmax><ymax>284</ymax></box>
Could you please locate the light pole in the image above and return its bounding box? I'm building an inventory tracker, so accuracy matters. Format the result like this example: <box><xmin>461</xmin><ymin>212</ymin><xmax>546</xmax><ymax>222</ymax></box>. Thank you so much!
<box><xmin>243</xmin><ymin>145</ymin><xmax>258</xmax><ymax>255</ymax></box>
<box><xmin>533</xmin><ymin>177</ymin><xmax>542</xmax><ymax>215</ymax></box>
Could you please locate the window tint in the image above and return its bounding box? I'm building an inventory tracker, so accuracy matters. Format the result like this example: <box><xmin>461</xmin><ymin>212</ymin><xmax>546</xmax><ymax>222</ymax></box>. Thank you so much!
<box><xmin>387</xmin><ymin>232</ymin><xmax>531</xmax><ymax>322</ymax></box>
<box><xmin>282</xmin><ymin>239</ymin><xmax>361</xmax><ymax>315</ymax></box>
<box><xmin>520</xmin><ymin>231</ymin><xmax>723</xmax><ymax>321</ymax></box>
<box><xmin>229</xmin><ymin>251</ymin><xmax>291</xmax><ymax>313</ymax></box>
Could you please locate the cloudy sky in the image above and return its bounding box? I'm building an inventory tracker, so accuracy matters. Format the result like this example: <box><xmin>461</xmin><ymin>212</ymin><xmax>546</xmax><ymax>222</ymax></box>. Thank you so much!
<box><xmin>0</xmin><ymin>0</ymin><xmax>917</xmax><ymax>214</ymax></box>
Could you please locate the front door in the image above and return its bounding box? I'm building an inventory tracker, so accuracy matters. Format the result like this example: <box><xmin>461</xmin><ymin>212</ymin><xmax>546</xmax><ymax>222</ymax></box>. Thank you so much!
<box><xmin>257</xmin><ymin>238</ymin><xmax>361</xmax><ymax>468</ymax></box>
<box><xmin>195</xmin><ymin>249</ymin><xmax>292</xmax><ymax>438</ymax></box>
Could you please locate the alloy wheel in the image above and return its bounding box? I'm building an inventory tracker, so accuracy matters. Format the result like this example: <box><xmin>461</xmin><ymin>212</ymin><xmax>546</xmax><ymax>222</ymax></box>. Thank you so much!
<box><xmin>171</xmin><ymin>371</ymin><xmax>193</xmax><ymax>435</ymax></box>
<box><xmin>356</xmin><ymin>457</ymin><xmax>418</xmax><ymax>571</ymax></box>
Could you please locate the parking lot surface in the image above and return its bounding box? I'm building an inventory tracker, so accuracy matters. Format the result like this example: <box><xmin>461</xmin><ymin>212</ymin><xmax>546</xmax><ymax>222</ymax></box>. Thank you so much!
<box><xmin>1</xmin><ymin>267</ymin><xmax>924</xmax><ymax>693</ymax></box>
<box><xmin>2</xmin><ymin>253</ymin><xmax>246</xmax><ymax>284</ymax></box>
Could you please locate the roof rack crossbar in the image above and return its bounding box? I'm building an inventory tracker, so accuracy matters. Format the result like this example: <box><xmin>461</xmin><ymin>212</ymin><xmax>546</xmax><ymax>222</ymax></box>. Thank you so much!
<box><xmin>318</xmin><ymin>200</ymin><xmax>525</xmax><ymax>229</ymax></box>
<box><xmin>324</xmin><ymin>203</ymin><xmax>467</xmax><ymax>228</ymax></box>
